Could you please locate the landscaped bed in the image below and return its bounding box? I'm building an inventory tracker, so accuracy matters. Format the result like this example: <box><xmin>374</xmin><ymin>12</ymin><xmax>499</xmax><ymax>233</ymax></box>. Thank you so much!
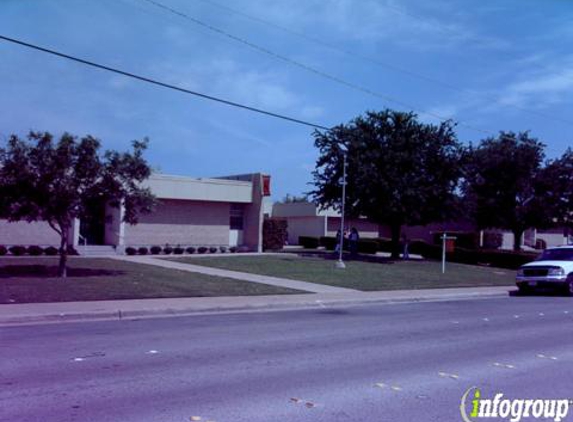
<box><xmin>0</xmin><ymin>258</ymin><xmax>301</xmax><ymax>304</ymax></box>
<box><xmin>166</xmin><ymin>255</ymin><xmax>516</xmax><ymax>291</ymax></box>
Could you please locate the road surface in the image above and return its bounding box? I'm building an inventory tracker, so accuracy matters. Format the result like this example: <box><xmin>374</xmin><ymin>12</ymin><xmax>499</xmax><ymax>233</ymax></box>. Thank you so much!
<box><xmin>2</xmin><ymin>295</ymin><xmax>573</xmax><ymax>421</ymax></box>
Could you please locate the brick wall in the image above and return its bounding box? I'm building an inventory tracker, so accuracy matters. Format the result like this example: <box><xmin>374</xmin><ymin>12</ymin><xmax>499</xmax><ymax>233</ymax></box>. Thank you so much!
<box><xmin>0</xmin><ymin>219</ymin><xmax>60</xmax><ymax>245</ymax></box>
<box><xmin>123</xmin><ymin>199</ymin><xmax>230</xmax><ymax>246</ymax></box>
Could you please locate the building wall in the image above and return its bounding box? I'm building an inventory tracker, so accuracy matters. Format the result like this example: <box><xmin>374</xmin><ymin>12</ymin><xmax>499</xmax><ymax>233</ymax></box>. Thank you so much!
<box><xmin>326</xmin><ymin>217</ymin><xmax>380</xmax><ymax>238</ymax></box>
<box><xmin>0</xmin><ymin>219</ymin><xmax>60</xmax><ymax>245</ymax></box>
<box><xmin>242</xmin><ymin>174</ymin><xmax>265</xmax><ymax>252</ymax></box>
<box><xmin>285</xmin><ymin>216</ymin><xmax>326</xmax><ymax>244</ymax></box>
<box><xmin>123</xmin><ymin>199</ymin><xmax>230</xmax><ymax>246</ymax></box>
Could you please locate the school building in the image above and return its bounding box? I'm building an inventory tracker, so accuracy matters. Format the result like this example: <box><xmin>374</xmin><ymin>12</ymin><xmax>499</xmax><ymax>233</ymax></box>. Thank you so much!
<box><xmin>0</xmin><ymin>172</ymin><xmax>271</xmax><ymax>253</ymax></box>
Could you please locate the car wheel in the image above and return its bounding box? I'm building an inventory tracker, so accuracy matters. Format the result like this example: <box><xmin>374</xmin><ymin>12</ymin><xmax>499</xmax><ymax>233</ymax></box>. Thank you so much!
<box><xmin>568</xmin><ymin>281</ymin><xmax>573</xmax><ymax>297</ymax></box>
<box><xmin>517</xmin><ymin>284</ymin><xmax>530</xmax><ymax>295</ymax></box>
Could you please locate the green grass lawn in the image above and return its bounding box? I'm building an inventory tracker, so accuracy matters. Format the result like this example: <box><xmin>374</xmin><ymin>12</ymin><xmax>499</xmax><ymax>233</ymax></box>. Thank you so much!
<box><xmin>0</xmin><ymin>258</ymin><xmax>301</xmax><ymax>304</ymax></box>
<box><xmin>168</xmin><ymin>255</ymin><xmax>516</xmax><ymax>291</ymax></box>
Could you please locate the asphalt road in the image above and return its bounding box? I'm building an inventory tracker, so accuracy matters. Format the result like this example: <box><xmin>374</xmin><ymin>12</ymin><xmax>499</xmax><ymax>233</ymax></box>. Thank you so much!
<box><xmin>2</xmin><ymin>295</ymin><xmax>573</xmax><ymax>422</ymax></box>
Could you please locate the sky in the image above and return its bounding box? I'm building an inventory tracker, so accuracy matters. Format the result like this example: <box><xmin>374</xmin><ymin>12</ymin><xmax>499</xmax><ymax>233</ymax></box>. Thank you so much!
<box><xmin>1</xmin><ymin>0</ymin><xmax>572</xmax><ymax>200</ymax></box>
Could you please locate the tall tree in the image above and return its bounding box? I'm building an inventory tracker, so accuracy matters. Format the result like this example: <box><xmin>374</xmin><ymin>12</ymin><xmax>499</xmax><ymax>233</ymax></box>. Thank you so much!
<box><xmin>462</xmin><ymin>131</ymin><xmax>549</xmax><ymax>251</ymax></box>
<box><xmin>0</xmin><ymin>132</ymin><xmax>156</xmax><ymax>277</ymax></box>
<box><xmin>311</xmin><ymin>109</ymin><xmax>462</xmax><ymax>258</ymax></box>
<box><xmin>541</xmin><ymin>148</ymin><xmax>573</xmax><ymax>234</ymax></box>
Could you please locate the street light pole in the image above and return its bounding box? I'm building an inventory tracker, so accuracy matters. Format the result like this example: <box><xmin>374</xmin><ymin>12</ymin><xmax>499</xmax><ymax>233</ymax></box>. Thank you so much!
<box><xmin>336</xmin><ymin>151</ymin><xmax>347</xmax><ymax>269</ymax></box>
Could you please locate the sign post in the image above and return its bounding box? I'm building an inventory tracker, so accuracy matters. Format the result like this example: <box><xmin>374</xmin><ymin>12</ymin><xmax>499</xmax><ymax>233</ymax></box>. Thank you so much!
<box><xmin>441</xmin><ymin>233</ymin><xmax>457</xmax><ymax>274</ymax></box>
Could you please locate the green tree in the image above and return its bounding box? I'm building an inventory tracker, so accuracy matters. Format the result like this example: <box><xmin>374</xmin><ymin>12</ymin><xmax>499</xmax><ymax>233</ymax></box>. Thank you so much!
<box><xmin>0</xmin><ymin>132</ymin><xmax>156</xmax><ymax>277</ymax></box>
<box><xmin>541</xmin><ymin>148</ymin><xmax>573</xmax><ymax>232</ymax></box>
<box><xmin>462</xmin><ymin>131</ymin><xmax>549</xmax><ymax>251</ymax></box>
<box><xmin>311</xmin><ymin>109</ymin><xmax>462</xmax><ymax>258</ymax></box>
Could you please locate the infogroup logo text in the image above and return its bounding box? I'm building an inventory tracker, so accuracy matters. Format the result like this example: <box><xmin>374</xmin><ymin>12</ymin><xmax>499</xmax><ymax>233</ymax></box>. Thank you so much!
<box><xmin>460</xmin><ymin>387</ymin><xmax>571</xmax><ymax>422</ymax></box>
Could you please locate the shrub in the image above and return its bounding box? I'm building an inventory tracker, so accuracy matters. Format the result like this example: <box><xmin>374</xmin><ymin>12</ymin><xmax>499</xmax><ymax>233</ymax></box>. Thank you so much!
<box><xmin>125</xmin><ymin>247</ymin><xmax>137</xmax><ymax>256</ymax></box>
<box><xmin>263</xmin><ymin>218</ymin><xmax>288</xmax><ymax>251</ymax></box>
<box><xmin>229</xmin><ymin>246</ymin><xmax>237</xmax><ymax>253</ymax></box>
<box><xmin>27</xmin><ymin>245</ymin><xmax>44</xmax><ymax>256</ymax></box>
<box><xmin>374</xmin><ymin>237</ymin><xmax>393</xmax><ymax>253</ymax></box>
<box><xmin>186</xmin><ymin>246</ymin><xmax>196</xmax><ymax>254</ymax></box>
<box><xmin>0</xmin><ymin>245</ymin><xmax>7</xmax><ymax>256</ymax></box>
<box><xmin>320</xmin><ymin>236</ymin><xmax>337</xmax><ymax>250</ymax></box>
<box><xmin>67</xmin><ymin>246</ymin><xmax>79</xmax><ymax>256</ymax></box>
<box><xmin>237</xmin><ymin>246</ymin><xmax>250</xmax><ymax>253</ymax></box>
<box><xmin>9</xmin><ymin>245</ymin><xmax>26</xmax><ymax>256</ymax></box>
<box><xmin>219</xmin><ymin>246</ymin><xmax>227</xmax><ymax>253</ymax></box>
<box><xmin>174</xmin><ymin>246</ymin><xmax>184</xmax><ymax>255</ymax></box>
<box><xmin>44</xmin><ymin>246</ymin><xmax>59</xmax><ymax>256</ymax></box>
<box><xmin>198</xmin><ymin>246</ymin><xmax>208</xmax><ymax>254</ymax></box>
<box><xmin>417</xmin><ymin>241</ymin><xmax>537</xmax><ymax>269</ymax></box>
<box><xmin>138</xmin><ymin>247</ymin><xmax>149</xmax><ymax>255</ymax></box>
<box><xmin>408</xmin><ymin>239</ymin><xmax>428</xmax><ymax>255</ymax></box>
<box><xmin>357</xmin><ymin>239</ymin><xmax>379</xmax><ymax>254</ymax></box>
<box><xmin>163</xmin><ymin>245</ymin><xmax>173</xmax><ymax>255</ymax></box>
<box><xmin>209</xmin><ymin>246</ymin><xmax>218</xmax><ymax>253</ymax></box>
<box><xmin>299</xmin><ymin>236</ymin><xmax>319</xmax><ymax>249</ymax></box>
<box><xmin>150</xmin><ymin>245</ymin><xmax>162</xmax><ymax>255</ymax></box>
<box><xmin>482</xmin><ymin>232</ymin><xmax>503</xmax><ymax>250</ymax></box>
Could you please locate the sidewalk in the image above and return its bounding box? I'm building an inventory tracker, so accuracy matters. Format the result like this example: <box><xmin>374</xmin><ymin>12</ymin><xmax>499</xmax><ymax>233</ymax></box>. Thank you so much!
<box><xmin>0</xmin><ymin>286</ymin><xmax>511</xmax><ymax>326</ymax></box>
<box><xmin>111</xmin><ymin>255</ymin><xmax>357</xmax><ymax>294</ymax></box>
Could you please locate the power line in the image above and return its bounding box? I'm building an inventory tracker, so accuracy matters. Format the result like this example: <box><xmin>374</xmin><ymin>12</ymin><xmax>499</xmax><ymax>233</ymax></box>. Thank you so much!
<box><xmin>140</xmin><ymin>0</ymin><xmax>493</xmax><ymax>135</ymax></box>
<box><xmin>190</xmin><ymin>0</ymin><xmax>573</xmax><ymax>128</ymax></box>
<box><xmin>0</xmin><ymin>34</ymin><xmax>331</xmax><ymax>131</ymax></box>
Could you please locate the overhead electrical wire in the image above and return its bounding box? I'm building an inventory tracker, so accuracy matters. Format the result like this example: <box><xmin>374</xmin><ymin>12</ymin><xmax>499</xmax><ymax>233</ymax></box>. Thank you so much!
<box><xmin>189</xmin><ymin>0</ymin><xmax>573</xmax><ymax>128</ymax></box>
<box><xmin>0</xmin><ymin>34</ymin><xmax>331</xmax><ymax>131</ymax></box>
<box><xmin>140</xmin><ymin>0</ymin><xmax>493</xmax><ymax>135</ymax></box>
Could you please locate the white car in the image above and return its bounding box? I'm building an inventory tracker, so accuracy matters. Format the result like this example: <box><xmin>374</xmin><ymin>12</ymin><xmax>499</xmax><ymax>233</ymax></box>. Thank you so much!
<box><xmin>516</xmin><ymin>246</ymin><xmax>573</xmax><ymax>294</ymax></box>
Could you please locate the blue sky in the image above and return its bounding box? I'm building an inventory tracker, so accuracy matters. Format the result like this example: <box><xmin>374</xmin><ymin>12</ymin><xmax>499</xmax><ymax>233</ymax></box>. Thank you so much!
<box><xmin>1</xmin><ymin>0</ymin><xmax>572</xmax><ymax>200</ymax></box>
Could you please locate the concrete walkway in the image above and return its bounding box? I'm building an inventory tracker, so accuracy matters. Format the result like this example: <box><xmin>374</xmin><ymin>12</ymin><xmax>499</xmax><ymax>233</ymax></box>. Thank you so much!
<box><xmin>111</xmin><ymin>255</ymin><xmax>357</xmax><ymax>294</ymax></box>
<box><xmin>0</xmin><ymin>286</ymin><xmax>511</xmax><ymax>326</ymax></box>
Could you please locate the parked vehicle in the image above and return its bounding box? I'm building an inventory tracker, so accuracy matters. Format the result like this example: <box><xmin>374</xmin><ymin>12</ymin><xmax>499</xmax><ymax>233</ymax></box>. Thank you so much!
<box><xmin>516</xmin><ymin>246</ymin><xmax>573</xmax><ymax>294</ymax></box>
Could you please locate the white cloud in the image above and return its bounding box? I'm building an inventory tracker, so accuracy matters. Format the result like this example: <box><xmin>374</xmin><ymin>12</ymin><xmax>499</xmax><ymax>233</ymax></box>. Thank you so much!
<box><xmin>498</xmin><ymin>60</ymin><xmax>573</xmax><ymax>109</ymax></box>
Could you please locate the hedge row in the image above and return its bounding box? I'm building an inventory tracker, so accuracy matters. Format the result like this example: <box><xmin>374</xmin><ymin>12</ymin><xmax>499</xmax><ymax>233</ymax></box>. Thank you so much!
<box><xmin>263</xmin><ymin>218</ymin><xmax>288</xmax><ymax>251</ymax></box>
<box><xmin>0</xmin><ymin>245</ymin><xmax>77</xmax><ymax>256</ymax></box>
<box><xmin>124</xmin><ymin>245</ymin><xmax>245</xmax><ymax>256</ymax></box>
<box><xmin>298</xmin><ymin>236</ymin><xmax>537</xmax><ymax>268</ymax></box>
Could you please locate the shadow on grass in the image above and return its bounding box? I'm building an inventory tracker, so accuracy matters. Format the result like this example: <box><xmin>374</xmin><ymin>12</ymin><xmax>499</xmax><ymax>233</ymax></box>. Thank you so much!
<box><xmin>0</xmin><ymin>265</ymin><xmax>125</xmax><ymax>278</ymax></box>
<box><xmin>297</xmin><ymin>251</ymin><xmax>396</xmax><ymax>265</ymax></box>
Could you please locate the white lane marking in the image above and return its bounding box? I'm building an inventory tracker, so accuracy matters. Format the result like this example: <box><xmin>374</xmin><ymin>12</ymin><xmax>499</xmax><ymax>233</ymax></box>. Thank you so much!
<box><xmin>537</xmin><ymin>354</ymin><xmax>558</xmax><ymax>361</ymax></box>
<box><xmin>146</xmin><ymin>350</ymin><xmax>159</xmax><ymax>354</ymax></box>
<box><xmin>482</xmin><ymin>318</ymin><xmax>490</xmax><ymax>322</ymax></box>
<box><xmin>316</xmin><ymin>300</ymin><xmax>326</xmax><ymax>308</ymax></box>
<box><xmin>538</xmin><ymin>312</ymin><xmax>545</xmax><ymax>316</ymax></box>
<box><xmin>513</xmin><ymin>315</ymin><xmax>520</xmax><ymax>319</ymax></box>
<box><xmin>438</xmin><ymin>372</ymin><xmax>460</xmax><ymax>380</ymax></box>
<box><xmin>493</xmin><ymin>362</ymin><xmax>515</xmax><ymax>369</ymax></box>
<box><xmin>72</xmin><ymin>357</ymin><xmax>85</xmax><ymax>362</ymax></box>
<box><xmin>452</xmin><ymin>321</ymin><xmax>460</xmax><ymax>324</ymax></box>
<box><xmin>190</xmin><ymin>417</ymin><xmax>202</xmax><ymax>421</ymax></box>
<box><xmin>375</xmin><ymin>382</ymin><xmax>402</xmax><ymax>391</ymax></box>
<box><xmin>564</xmin><ymin>311</ymin><xmax>570</xmax><ymax>314</ymax></box>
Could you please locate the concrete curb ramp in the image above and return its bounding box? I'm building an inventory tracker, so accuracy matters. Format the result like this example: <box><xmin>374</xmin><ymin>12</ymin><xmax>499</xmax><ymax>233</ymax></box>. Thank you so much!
<box><xmin>0</xmin><ymin>287</ymin><xmax>511</xmax><ymax>326</ymax></box>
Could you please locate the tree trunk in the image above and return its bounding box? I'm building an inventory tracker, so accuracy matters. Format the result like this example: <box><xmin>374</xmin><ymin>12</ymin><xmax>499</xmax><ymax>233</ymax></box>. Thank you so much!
<box><xmin>512</xmin><ymin>229</ymin><xmax>523</xmax><ymax>252</ymax></box>
<box><xmin>390</xmin><ymin>224</ymin><xmax>402</xmax><ymax>260</ymax></box>
<box><xmin>58</xmin><ymin>228</ymin><xmax>69</xmax><ymax>278</ymax></box>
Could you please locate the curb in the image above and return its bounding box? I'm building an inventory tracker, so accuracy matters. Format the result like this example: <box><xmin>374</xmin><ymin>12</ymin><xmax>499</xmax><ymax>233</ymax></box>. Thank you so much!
<box><xmin>0</xmin><ymin>290</ymin><xmax>510</xmax><ymax>326</ymax></box>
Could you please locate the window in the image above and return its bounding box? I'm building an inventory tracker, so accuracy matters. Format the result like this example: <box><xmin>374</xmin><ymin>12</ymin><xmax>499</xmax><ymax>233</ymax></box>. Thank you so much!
<box><xmin>230</xmin><ymin>204</ymin><xmax>244</xmax><ymax>230</ymax></box>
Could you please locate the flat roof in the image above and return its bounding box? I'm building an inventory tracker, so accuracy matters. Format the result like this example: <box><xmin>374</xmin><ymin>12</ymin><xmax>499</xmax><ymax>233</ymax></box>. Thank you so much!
<box><xmin>143</xmin><ymin>173</ymin><xmax>253</xmax><ymax>203</ymax></box>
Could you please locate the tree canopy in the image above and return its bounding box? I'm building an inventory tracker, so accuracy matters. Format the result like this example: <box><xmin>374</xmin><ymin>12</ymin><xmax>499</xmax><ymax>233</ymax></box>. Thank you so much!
<box><xmin>311</xmin><ymin>109</ymin><xmax>462</xmax><ymax>258</ymax></box>
<box><xmin>0</xmin><ymin>132</ymin><xmax>156</xmax><ymax>276</ymax></box>
<box><xmin>462</xmin><ymin>131</ymin><xmax>549</xmax><ymax>251</ymax></box>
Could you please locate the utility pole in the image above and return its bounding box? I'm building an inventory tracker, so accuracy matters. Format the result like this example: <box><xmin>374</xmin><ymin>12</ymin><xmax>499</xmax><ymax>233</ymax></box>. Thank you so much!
<box><xmin>336</xmin><ymin>150</ymin><xmax>347</xmax><ymax>269</ymax></box>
